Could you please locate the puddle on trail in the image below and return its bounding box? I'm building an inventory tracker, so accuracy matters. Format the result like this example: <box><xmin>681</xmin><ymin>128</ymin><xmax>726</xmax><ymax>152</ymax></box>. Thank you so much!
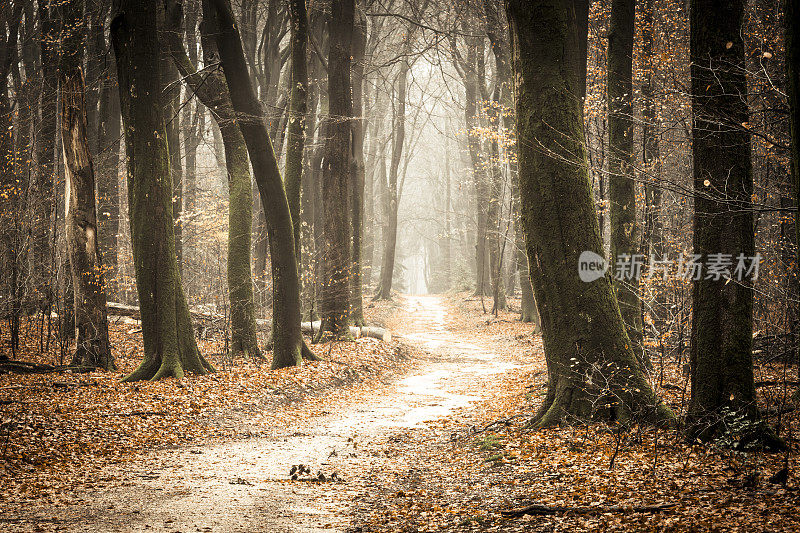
<box><xmin>48</xmin><ymin>295</ymin><xmax>520</xmax><ymax>533</ymax></box>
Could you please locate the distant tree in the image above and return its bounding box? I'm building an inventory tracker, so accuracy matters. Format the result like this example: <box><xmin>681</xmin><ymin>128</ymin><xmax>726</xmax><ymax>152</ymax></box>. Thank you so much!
<box><xmin>60</xmin><ymin>0</ymin><xmax>114</xmax><ymax>370</ymax></box>
<box><xmin>111</xmin><ymin>0</ymin><xmax>213</xmax><ymax>380</ymax></box>
<box><xmin>350</xmin><ymin>7</ymin><xmax>367</xmax><ymax>326</ymax></box>
<box><xmin>506</xmin><ymin>0</ymin><xmax>672</xmax><ymax>426</ymax></box>
<box><xmin>607</xmin><ymin>0</ymin><xmax>645</xmax><ymax>364</ymax></box>
<box><xmin>376</xmin><ymin>6</ymin><xmax>423</xmax><ymax>301</ymax></box>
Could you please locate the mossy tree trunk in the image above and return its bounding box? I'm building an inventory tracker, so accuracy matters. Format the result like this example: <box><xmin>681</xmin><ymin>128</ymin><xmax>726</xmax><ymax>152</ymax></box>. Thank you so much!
<box><xmin>164</xmin><ymin>0</ymin><xmax>261</xmax><ymax>360</ymax></box>
<box><xmin>686</xmin><ymin>0</ymin><xmax>762</xmax><ymax>441</ymax></box>
<box><xmin>61</xmin><ymin>0</ymin><xmax>115</xmax><ymax>370</ymax></box>
<box><xmin>211</xmin><ymin>0</ymin><xmax>310</xmax><ymax>368</ymax></box>
<box><xmin>506</xmin><ymin>0</ymin><xmax>672</xmax><ymax>427</ymax></box>
<box><xmin>319</xmin><ymin>0</ymin><xmax>354</xmax><ymax>334</ymax></box>
<box><xmin>350</xmin><ymin>9</ymin><xmax>367</xmax><ymax>326</ymax></box>
<box><xmin>111</xmin><ymin>0</ymin><xmax>213</xmax><ymax>381</ymax></box>
<box><xmin>607</xmin><ymin>0</ymin><xmax>645</xmax><ymax>365</ymax></box>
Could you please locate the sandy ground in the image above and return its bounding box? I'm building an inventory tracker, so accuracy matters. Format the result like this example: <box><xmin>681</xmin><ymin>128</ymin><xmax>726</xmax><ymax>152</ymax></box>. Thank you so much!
<box><xmin>2</xmin><ymin>294</ymin><xmax>527</xmax><ymax>532</ymax></box>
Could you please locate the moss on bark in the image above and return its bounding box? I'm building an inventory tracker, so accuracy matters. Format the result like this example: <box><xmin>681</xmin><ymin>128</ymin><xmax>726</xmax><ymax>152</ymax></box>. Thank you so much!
<box><xmin>111</xmin><ymin>0</ymin><xmax>213</xmax><ymax>381</ymax></box>
<box><xmin>506</xmin><ymin>0</ymin><xmax>672</xmax><ymax>427</ymax></box>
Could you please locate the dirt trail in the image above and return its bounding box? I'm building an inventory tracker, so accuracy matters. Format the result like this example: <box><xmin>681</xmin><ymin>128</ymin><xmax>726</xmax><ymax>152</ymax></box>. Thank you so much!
<box><xmin>11</xmin><ymin>295</ymin><xmax>520</xmax><ymax>532</ymax></box>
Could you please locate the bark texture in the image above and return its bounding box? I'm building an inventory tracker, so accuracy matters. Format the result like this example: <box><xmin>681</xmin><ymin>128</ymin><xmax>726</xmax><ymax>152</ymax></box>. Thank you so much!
<box><xmin>211</xmin><ymin>0</ymin><xmax>307</xmax><ymax>368</ymax></box>
<box><xmin>61</xmin><ymin>0</ymin><xmax>115</xmax><ymax>370</ymax></box>
<box><xmin>111</xmin><ymin>0</ymin><xmax>213</xmax><ymax>381</ymax></box>
<box><xmin>687</xmin><ymin>0</ymin><xmax>762</xmax><ymax>441</ymax></box>
<box><xmin>506</xmin><ymin>0</ymin><xmax>671</xmax><ymax>426</ymax></box>
<box><xmin>319</xmin><ymin>0</ymin><xmax>354</xmax><ymax>333</ymax></box>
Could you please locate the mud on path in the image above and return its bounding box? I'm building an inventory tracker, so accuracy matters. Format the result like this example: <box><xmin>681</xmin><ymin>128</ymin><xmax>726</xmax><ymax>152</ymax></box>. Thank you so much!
<box><xmin>4</xmin><ymin>295</ymin><xmax>533</xmax><ymax>532</ymax></box>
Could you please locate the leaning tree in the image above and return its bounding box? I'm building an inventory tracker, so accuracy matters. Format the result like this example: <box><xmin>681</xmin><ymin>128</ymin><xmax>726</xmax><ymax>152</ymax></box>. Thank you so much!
<box><xmin>211</xmin><ymin>0</ymin><xmax>317</xmax><ymax>368</ymax></box>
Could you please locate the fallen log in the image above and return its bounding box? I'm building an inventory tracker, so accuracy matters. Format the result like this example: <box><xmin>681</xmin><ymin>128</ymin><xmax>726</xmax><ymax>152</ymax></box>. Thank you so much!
<box><xmin>501</xmin><ymin>502</ymin><xmax>677</xmax><ymax>517</ymax></box>
<box><xmin>0</xmin><ymin>361</ymin><xmax>96</xmax><ymax>375</ymax></box>
<box><xmin>299</xmin><ymin>321</ymin><xmax>391</xmax><ymax>342</ymax></box>
<box><xmin>106</xmin><ymin>302</ymin><xmax>220</xmax><ymax>325</ymax></box>
<box><xmin>106</xmin><ymin>303</ymin><xmax>392</xmax><ymax>342</ymax></box>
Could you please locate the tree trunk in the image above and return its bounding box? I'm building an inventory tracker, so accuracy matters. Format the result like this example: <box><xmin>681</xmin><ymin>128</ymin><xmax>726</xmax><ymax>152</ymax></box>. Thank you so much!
<box><xmin>158</xmin><ymin>6</ymin><xmax>183</xmax><ymax>271</ymax></box>
<box><xmin>211</xmin><ymin>0</ymin><xmax>308</xmax><ymax>368</ymax></box>
<box><xmin>607</xmin><ymin>0</ymin><xmax>645</xmax><ymax>365</ymax></box>
<box><xmin>96</xmin><ymin>45</ymin><xmax>122</xmax><ymax>297</ymax></box>
<box><xmin>375</xmin><ymin>41</ymin><xmax>411</xmax><ymax>301</ymax></box>
<box><xmin>787</xmin><ymin>0</ymin><xmax>800</xmax><ymax>381</ymax></box>
<box><xmin>285</xmin><ymin>0</ymin><xmax>309</xmax><ymax>262</ymax></box>
<box><xmin>32</xmin><ymin>0</ymin><xmax>58</xmax><ymax>310</ymax></box>
<box><xmin>319</xmin><ymin>0</ymin><xmax>354</xmax><ymax>334</ymax></box>
<box><xmin>350</xmin><ymin>9</ymin><xmax>367</xmax><ymax>325</ymax></box>
<box><xmin>111</xmin><ymin>0</ymin><xmax>213</xmax><ymax>381</ymax></box>
<box><xmin>164</xmin><ymin>0</ymin><xmax>261</xmax><ymax>359</ymax></box>
<box><xmin>60</xmin><ymin>0</ymin><xmax>115</xmax><ymax>370</ymax></box>
<box><xmin>686</xmin><ymin>0</ymin><xmax>764</xmax><ymax>442</ymax></box>
<box><xmin>0</xmin><ymin>3</ymin><xmax>22</xmax><ymax>360</ymax></box>
<box><xmin>181</xmin><ymin>0</ymin><xmax>202</xmax><ymax>260</ymax></box>
<box><xmin>485</xmin><ymin>0</ymin><xmax>512</xmax><ymax>312</ymax></box>
<box><xmin>641</xmin><ymin>0</ymin><xmax>664</xmax><ymax>333</ymax></box>
<box><xmin>505</xmin><ymin>0</ymin><xmax>672</xmax><ymax>426</ymax></box>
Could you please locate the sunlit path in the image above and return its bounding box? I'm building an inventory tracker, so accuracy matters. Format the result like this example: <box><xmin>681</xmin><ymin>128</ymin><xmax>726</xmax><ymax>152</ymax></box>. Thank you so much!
<box><xmin>8</xmin><ymin>295</ymin><xmax>520</xmax><ymax>532</ymax></box>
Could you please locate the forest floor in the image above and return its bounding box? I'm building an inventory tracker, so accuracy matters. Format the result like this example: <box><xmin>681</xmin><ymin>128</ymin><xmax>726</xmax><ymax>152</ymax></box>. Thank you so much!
<box><xmin>1</xmin><ymin>293</ymin><xmax>800</xmax><ymax>531</ymax></box>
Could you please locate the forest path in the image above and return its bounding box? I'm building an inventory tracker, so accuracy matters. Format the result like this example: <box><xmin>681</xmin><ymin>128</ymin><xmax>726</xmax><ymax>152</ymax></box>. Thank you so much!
<box><xmin>31</xmin><ymin>295</ymin><xmax>519</xmax><ymax>532</ymax></box>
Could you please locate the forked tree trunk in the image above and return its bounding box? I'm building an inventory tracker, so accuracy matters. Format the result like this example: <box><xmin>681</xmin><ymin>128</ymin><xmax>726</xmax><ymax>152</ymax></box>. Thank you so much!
<box><xmin>607</xmin><ymin>0</ymin><xmax>645</xmax><ymax>365</ymax></box>
<box><xmin>211</xmin><ymin>0</ymin><xmax>312</xmax><ymax>368</ymax></box>
<box><xmin>686</xmin><ymin>0</ymin><xmax>766</xmax><ymax>443</ymax></box>
<box><xmin>60</xmin><ymin>0</ymin><xmax>114</xmax><ymax>371</ymax></box>
<box><xmin>164</xmin><ymin>0</ymin><xmax>261</xmax><ymax>359</ymax></box>
<box><xmin>319</xmin><ymin>0</ymin><xmax>355</xmax><ymax>334</ymax></box>
<box><xmin>111</xmin><ymin>0</ymin><xmax>213</xmax><ymax>381</ymax></box>
<box><xmin>506</xmin><ymin>0</ymin><xmax>672</xmax><ymax>426</ymax></box>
